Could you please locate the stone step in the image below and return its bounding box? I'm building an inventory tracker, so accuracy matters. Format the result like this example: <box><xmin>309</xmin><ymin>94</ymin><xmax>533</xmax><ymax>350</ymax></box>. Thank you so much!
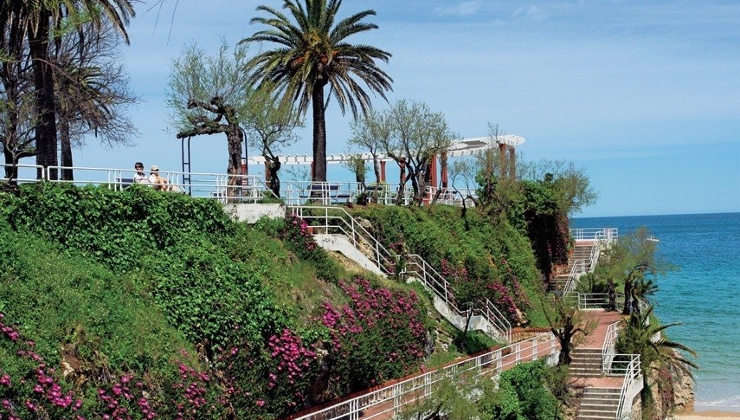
<box><xmin>581</xmin><ymin>402</ymin><xmax>619</xmax><ymax>409</ymax></box>
<box><xmin>579</xmin><ymin>409</ymin><xmax>618</xmax><ymax>417</ymax></box>
<box><xmin>573</xmin><ymin>348</ymin><xmax>603</xmax><ymax>354</ymax></box>
<box><xmin>583</xmin><ymin>388</ymin><xmax>621</xmax><ymax>396</ymax></box>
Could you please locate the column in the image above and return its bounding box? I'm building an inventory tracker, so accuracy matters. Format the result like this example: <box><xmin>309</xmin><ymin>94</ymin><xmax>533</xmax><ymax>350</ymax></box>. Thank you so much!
<box><xmin>508</xmin><ymin>146</ymin><xmax>516</xmax><ymax>180</ymax></box>
<box><xmin>429</xmin><ymin>154</ymin><xmax>438</xmax><ymax>190</ymax></box>
<box><xmin>440</xmin><ymin>151</ymin><xmax>448</xmax><ymax>189</ymax></box>
<box><xmin>380</xmin><ymin>160</ymin><xmax>386</xmax><ymax>183</ymax></box>
<box><xmin>499</xmin><ymin>142</ymin><xmax>508</xmax><ymax>179</ymax></box>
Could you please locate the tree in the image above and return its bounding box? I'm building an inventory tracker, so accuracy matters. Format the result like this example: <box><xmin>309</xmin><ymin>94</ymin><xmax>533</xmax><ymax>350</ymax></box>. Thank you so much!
<box><xmin>380</xmin><ymin>100</ymin><xmax>454</xmax><ymax>204</ymax></box>
<box><xmin>8</xmin><ymin>0</ymin><xmax>134</xmax><ymax>179</ymax></box>
<box><xmin>541</xmin><ymin>296</ymin><xmax>595</xmax><ymax>365</ymax></box>
<box><xmin>616</xmin><ymin>306</ymin><xmax>698</xmax><ymax>417</ymax></box>
<box><xmin>242</xmin><ymin>0</ymin><xmax>393</xmax><ymax>182</ymax></box>
<box><xmin>596</xmin><ymin>228</ymin><xmax>668</xmax><ymax>315</ymax></box>
<box><xmin>52</xmin><ymin>23</ymin><xmax>138</xmax><ymax>180</ymax></box>
<box><xmin>348</xmin><ymin>109</ymin><xmax>389</xmax><ymax>184</ymax></box>
<box><xmin>167</xmin><ymin>42</ymin><xmax>252</xmax><ymax>191</ymax></box>
<box><xmin>243</xmin><ymin>84</ymin><xmax>302</xmax><ymax>197</ymax></box>
<box><xmin>0</xmin><ymin>9</ymin><xmax>35</xmax><ymax>180</ymax></box>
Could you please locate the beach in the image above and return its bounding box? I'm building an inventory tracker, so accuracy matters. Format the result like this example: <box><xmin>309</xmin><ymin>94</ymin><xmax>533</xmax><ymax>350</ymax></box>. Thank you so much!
<box><xmin>674</xmin><ymin>412</ymin><xmax>740</xmax><ymax>419</ymax></box>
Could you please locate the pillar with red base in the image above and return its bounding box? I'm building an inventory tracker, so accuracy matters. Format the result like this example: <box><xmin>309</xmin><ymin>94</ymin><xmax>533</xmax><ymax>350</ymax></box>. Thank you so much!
<box><xmin>380</xmin><ymin>161</ymin><xmax>386</xmax><ymax>183</ymax></box>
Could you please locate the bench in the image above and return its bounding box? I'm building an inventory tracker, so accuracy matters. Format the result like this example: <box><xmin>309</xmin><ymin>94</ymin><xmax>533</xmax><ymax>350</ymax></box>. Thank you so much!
<box><xmin>301</xmin><ymin>183</ymin><xmax>351</xmax><ymax>204</ymax></box>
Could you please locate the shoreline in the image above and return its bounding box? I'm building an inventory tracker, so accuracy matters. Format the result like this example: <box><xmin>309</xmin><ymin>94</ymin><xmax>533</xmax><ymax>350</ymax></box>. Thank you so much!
<box><xmin>674</xmin><ymin>411</ymin><xmax>740</xmax><ymax>419</ymax></box>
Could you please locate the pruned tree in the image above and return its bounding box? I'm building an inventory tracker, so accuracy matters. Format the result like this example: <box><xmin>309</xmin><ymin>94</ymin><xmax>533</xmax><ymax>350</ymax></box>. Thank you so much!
<box><xmin>380</xmin><ymin>100</ymin><xmax>454</xmax><ymax>204</ymax></box>
<box><xmin>348</xmin><ymin>109</ymin><xmax>389</xmax><ymax>184</ymax></box>
<box><xmin>243</xmin><ymin>84</ymin><xmax>302</xmax><ymax>197</ymax></box>
<box><xmin>167</xmin><ymin>41</ymin><xmax>251</xmax><ymax>190</ymax></box>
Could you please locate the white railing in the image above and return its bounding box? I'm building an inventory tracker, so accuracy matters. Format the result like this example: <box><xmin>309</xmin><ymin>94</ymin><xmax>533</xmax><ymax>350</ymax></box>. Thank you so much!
<box><xmin>1</xmin><ymin>163</ymin><xmax>45</xmax><ymax>183</ymax></box>
<box><xmin>1</xmin><ymin>164</ymin><xmax>277</xmax><ymax>204</ymax></box>
<box><xmin>570</xmin><ymin>228</ymin><xmax>618</xmax><ymax>242</ymax></box>
<box><xmin>287</xmin><ymin>205</ymin><xmax>399</xmax><ymax>277</ymax></box>
<box><xmin>562</xmin><ymin>259</ymin><xmax>589</xmax><ymax>295</ymax></box>
<box><xmin>601</xmin><ymin>321</ymin><xmax>620</xmax><ymax>374</ymax></box>
<box><xmin>287</xmin><ymin>205</ymin><xmax>512</xmax><ymax>343</ymax></box>
<box><xmin>613</xmin><ymin>354</ymin><xmax>642</xmax><ymax>420</ymax></box>
<box><xmin>289</xmin><ymin>334</ymin><xmax>558</xmax><ymax>420</ymax></box>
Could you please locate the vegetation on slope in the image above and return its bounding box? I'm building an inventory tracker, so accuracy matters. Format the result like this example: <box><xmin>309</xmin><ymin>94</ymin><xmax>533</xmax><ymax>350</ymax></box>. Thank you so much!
<box><xmin>0</xmin><ymin>184</ymin><xmax>433</xmax><ymax>418</ymax></box>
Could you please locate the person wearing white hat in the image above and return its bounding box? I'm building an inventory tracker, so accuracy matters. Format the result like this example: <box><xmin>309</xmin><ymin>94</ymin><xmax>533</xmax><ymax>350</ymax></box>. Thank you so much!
<box><xmin>148</xmin><ymin>165</ymin><xmax>170</xmax><ymax>191</ymax></box>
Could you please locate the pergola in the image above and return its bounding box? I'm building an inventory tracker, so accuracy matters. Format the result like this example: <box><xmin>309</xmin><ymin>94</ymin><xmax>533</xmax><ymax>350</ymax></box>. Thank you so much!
<box><xmin>244</xmin><ymin>135</ymin><xmax>525</xmax><ymax>185</ymax></box>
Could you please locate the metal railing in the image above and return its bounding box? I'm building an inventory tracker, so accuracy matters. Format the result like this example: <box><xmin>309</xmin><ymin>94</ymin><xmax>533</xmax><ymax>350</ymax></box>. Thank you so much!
<box><xmin>1</xmin><ymin>163</ymin><xmax>45</xmax><ymax>183</ymax></box>
<box><xmin>287</xmin><ymin>205</ymin><xmax>512</xmax><ymax>343</ymax></box>
<box><xmin>562</xmin><ymin>259</ymin><xmax>590</xmax><ymax>295</ymax></box>
<box><xmin>570</xmin><ymin>228</ymin><xmax>618</xmax><ymax>242</ymax></box>
<box><xmin>1</xmin><ymin>164</ymin><xmax>277</xmax><ymax>204</ymax></box>
<box><xmin>614</xmin><ymin>354</ymin><xmax>642</xmax><ymax>420</ymax></box>
<box><xmin>289</xmin><ymin>334</ymin><xmax>558</xmax><ymax>420</ymax></box>
<box><xmin>601</xmin><ymin>321</ymin><xmax>620</xmax><ymax>374</ymax></box>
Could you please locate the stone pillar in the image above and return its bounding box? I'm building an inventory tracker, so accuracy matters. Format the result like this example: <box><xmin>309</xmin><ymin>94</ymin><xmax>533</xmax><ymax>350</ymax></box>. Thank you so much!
<box><xmin>380</xmin><ymin>160</ymin><xmax>386</xmax><ymax>183</ymax></box>
<box><xmin>508</xmin><ymin>146</ymin><xmax>516</xmax><ymax>180</ymax></box>
<box><xmin>440</xmin><ymin>151</ymin><xmax>448</xmax><ymax>188</ymax></box>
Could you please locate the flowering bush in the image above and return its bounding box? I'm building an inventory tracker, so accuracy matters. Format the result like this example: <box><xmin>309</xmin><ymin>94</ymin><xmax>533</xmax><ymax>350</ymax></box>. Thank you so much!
<box><xmin>321</xmin><ymin>277</ymin><xmax>431</xmax><ymax>395</ymax></box>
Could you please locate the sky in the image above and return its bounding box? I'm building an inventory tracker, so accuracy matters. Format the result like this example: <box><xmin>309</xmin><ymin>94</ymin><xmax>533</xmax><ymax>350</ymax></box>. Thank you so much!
<box><xmin>68</xmin><ymin>0</ymin><xmax>740</xmax><ymax>217</ymax></box>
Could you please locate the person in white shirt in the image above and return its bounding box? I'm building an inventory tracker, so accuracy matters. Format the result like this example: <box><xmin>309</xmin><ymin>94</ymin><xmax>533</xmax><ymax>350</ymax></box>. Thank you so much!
<box><xmin>133</xmin><ymin>162</ymin><xmax>151</xmax><ymax>185</ymax></box>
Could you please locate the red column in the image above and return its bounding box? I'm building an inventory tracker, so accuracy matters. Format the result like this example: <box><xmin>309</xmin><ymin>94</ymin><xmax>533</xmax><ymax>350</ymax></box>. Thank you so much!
<box><xmin>429</xmin><ymin>154</ymin><xmax>438</xmax><ymax>190</ymax></box>
<box><xmin>508</xmin><ymin>146</ymin><xmax>516</xmax><ymax>180</ymax></box>
<box><xmin>380</xmin><ymin>161</ymin><xmax>386</xmax><ymax>183</ymax></box>
<box><xmin>498</xmin><ymin>143</ymin><xmax>508</xmax><ymax>178</ymax></box>
<box><xmin>264</xmin><ymin>161</ymin><xmax>269</xmax><ymax>181</ymax></box>
<box><xmin>440</xmin><ymin>151</ymin><xmax>448</xmax><ymax>188</ymax></box>
<box><xmin>399</xmin><ymin>159</ymin><xmax>406</xmax><ymax>184</ymax></box>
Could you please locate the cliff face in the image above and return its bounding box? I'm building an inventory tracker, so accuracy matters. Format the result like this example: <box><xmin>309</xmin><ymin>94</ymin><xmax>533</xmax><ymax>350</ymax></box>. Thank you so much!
<box><xmin>645</xmin><ymin>354</ymin><xmax>696</xmax><ymax>419</ymax></box>
<box><xmin>670</xmin><ymin>360</ymin><xmax>696</xmax><ymax>415</ymax></box>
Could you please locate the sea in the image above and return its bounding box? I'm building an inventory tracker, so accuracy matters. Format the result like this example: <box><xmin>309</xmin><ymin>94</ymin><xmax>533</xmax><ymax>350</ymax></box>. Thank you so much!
<box><xmin>572</xmin><ymin>213</ymin><xmax>740</xmax><ymax>412</ymax></box>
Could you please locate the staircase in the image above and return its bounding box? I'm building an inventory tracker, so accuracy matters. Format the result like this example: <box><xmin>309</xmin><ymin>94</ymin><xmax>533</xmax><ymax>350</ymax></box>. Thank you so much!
<box><xmin>552</xmin><ymin>243</ymin><xmax>593</xmax><ymax>291</ymax></box>
<box><xmin>570</xmin><ymin>348</ymin><xmax>603</xmax><ymax>377</ymax></box>
<box><xmin>288</xmin><ymin>205</ymin><xmax>512</xmax><ymax>343</ymax></box>
<box><xmin>577</xmin><ymin>387</ymin><xmax>621</xmax><ymax>420</ymax></box>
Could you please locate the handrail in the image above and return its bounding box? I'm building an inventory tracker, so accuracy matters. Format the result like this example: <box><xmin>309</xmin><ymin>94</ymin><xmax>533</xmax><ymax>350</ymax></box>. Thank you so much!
<box><xmin>288</xmin><ymin>334</ymin><xmax>558</xmax><ymax>420</ymax></box>
<box><xmin>2</xmin><ymin>164</ymin><xmax>278</xmax><ymax>203</ymax></box>
<box><xmin>570</xmin><ymin>228</ymin><xmax>618</xmax><ymax>241</ymax></box>
<box><xmin>562</xmin><ymin>259</ymin><xmax>589</xmax><ymax>295</ymax></box>
<box><xmin>287</xmin><ymin>206</ymin><xmax>398</xmax><ymax>276</ymax></box>
<box><xmin>614</xmin><ymin>354</ymin><xmax>642</xmax><ymax>419</ymax></box>
<box><xmin>601</xmin><ymin>321</ymin><xmax>620</xmax><ymax>374</ymax></box>
<box><xmin>287</xmin><ymin>205</ymin><xmax>512</xmax><ymax>342</ymax></box>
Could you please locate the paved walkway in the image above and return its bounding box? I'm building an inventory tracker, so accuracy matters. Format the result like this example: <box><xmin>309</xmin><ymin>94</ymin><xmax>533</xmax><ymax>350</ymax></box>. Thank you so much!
<box><xmin>572</xmin><ymin>309</ymin><xmax>627</xmax><ymax>391</ymax></box>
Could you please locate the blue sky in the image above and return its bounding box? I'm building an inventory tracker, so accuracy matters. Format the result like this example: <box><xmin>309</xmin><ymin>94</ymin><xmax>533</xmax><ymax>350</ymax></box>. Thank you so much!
<box><xmin>70</xmin><ymin>0</ymin><xmax>740</xmax><ymax>217</ymax></box>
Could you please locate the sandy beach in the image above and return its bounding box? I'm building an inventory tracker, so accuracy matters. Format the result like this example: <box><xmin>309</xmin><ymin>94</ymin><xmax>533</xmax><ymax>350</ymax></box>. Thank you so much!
<box><xmin>673</xmin><ymin>412</ymin><xmax>740</xmax><ymax>419</ymax></box>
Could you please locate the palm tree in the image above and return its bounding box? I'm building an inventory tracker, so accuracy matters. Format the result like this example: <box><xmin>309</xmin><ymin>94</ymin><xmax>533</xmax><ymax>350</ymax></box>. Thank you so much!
<box><xmin>242</xmin><ymin>0</ymin><xmax>393</xmax><ymax>182</ymax></box>
<box><xmin>8</xmin><ymin>0</ymin><xmax>134</xmax><ymax>179</ymax></box>
<box><xmin>616</xmin><ymin>306</ymin><xmax>698</xmax><ymax>416</ymax></box>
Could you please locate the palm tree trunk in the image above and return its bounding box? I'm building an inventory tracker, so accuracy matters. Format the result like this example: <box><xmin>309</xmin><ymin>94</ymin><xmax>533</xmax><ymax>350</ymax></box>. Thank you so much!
<box><xmin>311</xmin><ymin>85</ymin><xmax>327</xmax><ymax>182</ymax></box>
<box><xmin>60</xmin><ymin>120</ymin><xmax>74</xmax><ymax>181</ymax></box>
<box><xmin>29</xmin><ymin>12</ymin><xmax>59</xmax><ymax>180</ymax></box>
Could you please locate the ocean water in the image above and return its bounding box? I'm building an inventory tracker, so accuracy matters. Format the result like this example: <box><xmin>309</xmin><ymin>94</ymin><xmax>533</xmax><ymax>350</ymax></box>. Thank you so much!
<box><xmin>572</xmin><ymin>213</ymin><xmax>740</xmax><ymax>412</ymax></box>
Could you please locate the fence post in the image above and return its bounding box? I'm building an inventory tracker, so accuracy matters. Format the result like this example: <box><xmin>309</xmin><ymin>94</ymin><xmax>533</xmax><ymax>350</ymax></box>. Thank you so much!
<box><xmin>532</xmin><ymin>339</ymin><xmax>538</xmax><ymax>361</ymax></box>
<box><xmin>515</xmin><ymin>342</ymin><xmax>521</xmax><ymax>365</ymax></box>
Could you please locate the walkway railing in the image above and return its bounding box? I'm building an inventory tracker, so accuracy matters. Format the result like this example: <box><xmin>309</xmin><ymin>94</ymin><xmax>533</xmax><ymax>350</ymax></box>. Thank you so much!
<box><xmin>562</xmin><ymin>259</ymin><xmax>590</xmax><ymax>295</ymax></box>
<box><xmin>613</xmin><ymin>354</ymin><xmax>642</xmax><ymax>420</ymax></box>
<box><xmin>288</xmin><ymin>334</ymin><xmax>558</xmax><ymax>420</ymax></box>
<box><xmin>601</xmin><ymin>321</ymin><xmax>620</xmax><ymax>374</ymax></box>
<box><xmin>1</xmin><ymin>164</ymin><xmax>276</xmax><ymax>203</ymax></box>
<box><xmin>570</xmin><ymin>227</ymin><xmax>618</xmax><ymax>242</ymax></box>
<box><xmin>287</xmin><ymin>205</ymin><xmax>511</xmax><ymax>342</ymax></box>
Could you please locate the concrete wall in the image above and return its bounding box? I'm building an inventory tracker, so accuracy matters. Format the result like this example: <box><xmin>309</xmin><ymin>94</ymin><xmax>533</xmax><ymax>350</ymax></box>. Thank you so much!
<box><xmin>224</xmin><ymin>203</ymin><xmax>285</xmax><ymax>224</ymax></box>
<box><xmin>313</xmin><ymin>234</ymin><xmax>386</xmax><ymax>276</ymax></box>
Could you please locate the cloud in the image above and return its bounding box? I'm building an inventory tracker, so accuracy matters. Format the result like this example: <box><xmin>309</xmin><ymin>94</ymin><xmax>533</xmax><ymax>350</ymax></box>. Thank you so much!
<box><xmin>434</xmin><ymin>1</ymin><xmax>481</xmax><ymax>17</ymax></box>
<box><xmin>514</xmin><ymin>5</ymin><xmax>548</xmax><ymax>21</ymax></box>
